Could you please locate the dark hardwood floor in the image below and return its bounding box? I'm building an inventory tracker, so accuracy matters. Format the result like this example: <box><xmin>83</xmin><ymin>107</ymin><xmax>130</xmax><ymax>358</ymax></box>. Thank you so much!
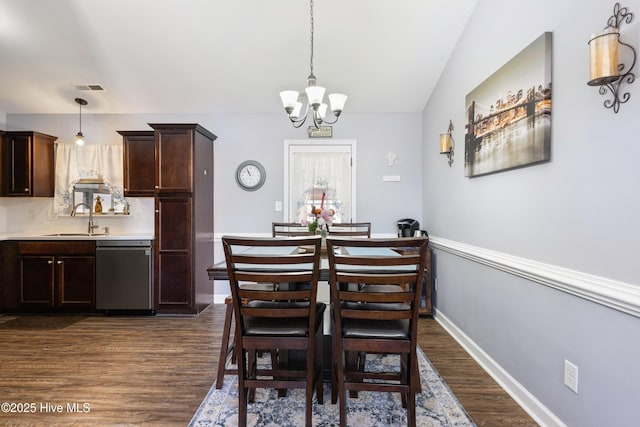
<box><xmin>418</xmin><ymin>317</ymin><xmax>537</xmax><ymax>426</ymax></box>
<box><xmin>0</xmin><ymin>305</ymin><xmax>536</xmax><ymax>426</ymax></box>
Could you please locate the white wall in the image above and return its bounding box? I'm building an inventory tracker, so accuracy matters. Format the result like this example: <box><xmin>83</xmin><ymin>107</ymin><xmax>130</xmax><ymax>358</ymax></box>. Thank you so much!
<box><xmin>423</xmin><ymin>0</ymin><xmax>640</xmax><ymax>426</ymax></box>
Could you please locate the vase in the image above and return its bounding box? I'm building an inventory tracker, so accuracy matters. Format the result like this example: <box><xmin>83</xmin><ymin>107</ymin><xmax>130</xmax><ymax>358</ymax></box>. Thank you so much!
<box><xmin>316</xmin><ymin>228</ymin><xmax>327</xmax><ymax>251</ymax></box>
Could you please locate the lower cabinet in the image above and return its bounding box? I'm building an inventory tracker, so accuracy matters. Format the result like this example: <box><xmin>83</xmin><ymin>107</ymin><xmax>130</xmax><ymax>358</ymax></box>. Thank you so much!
<box><xmin>17</xmin><ymin>241</ymin><xmax>95</xmax><ymax>312</ymax></box>
<box><xmin>154</xmin><ymin>196</ymin><xmax>194</xmax><ymax>313</ymax></box>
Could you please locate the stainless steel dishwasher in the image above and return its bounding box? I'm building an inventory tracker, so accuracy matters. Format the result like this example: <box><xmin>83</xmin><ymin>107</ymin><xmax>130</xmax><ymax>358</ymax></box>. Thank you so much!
<box><xmin>96</xmin><ymin>240</ymin><xmax>154</xmax><ymax>315</ymax></box>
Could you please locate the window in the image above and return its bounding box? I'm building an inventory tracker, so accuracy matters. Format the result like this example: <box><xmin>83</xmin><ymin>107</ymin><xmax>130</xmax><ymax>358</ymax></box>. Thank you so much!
<box><xmin>284</xmin><ymin>140</ymin><xmax>356</xmax><ymax>223</ymax></box>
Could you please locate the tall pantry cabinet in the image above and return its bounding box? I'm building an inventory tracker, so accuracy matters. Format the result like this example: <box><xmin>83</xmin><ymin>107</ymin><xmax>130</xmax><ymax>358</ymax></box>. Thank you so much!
<box><xmin>148</xmin><ymin>124</ymin><xmax>217</xmax><ymax>314</ymax></box>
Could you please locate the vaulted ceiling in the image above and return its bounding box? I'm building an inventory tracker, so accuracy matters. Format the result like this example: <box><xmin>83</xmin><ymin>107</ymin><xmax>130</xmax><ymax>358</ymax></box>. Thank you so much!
<box><xmin>0</xmin><ymin>0</ymin><xmax>477</xmax><ymax>115</ymax></box>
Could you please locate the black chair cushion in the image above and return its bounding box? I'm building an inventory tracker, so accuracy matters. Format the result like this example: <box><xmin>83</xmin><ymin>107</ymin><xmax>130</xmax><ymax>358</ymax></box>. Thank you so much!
<box><xmin>342</xmin><ymin>318</ymin><xmax>409</xmax><ymax>339</ymax></box>
<box><xmin>244</xmin><ymin>302</ymin><xmax>326</xmax><ymax>336</ymax></box>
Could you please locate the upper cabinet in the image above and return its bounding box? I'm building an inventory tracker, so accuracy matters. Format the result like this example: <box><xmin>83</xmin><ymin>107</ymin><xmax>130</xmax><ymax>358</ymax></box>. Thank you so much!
<box><xmin>118</xmin><ymin>130</ymin><xmax>155</xmax><ymax>197</ymax></box>
<box><xmin>149</xmin><ymin>123</ymin><xmax>217</xmax><ymax>194</ymax></box>
<box><xmin>1</xmin><ymin>131</ymin><xmax>57</xmax><ymax>197</ymax></box>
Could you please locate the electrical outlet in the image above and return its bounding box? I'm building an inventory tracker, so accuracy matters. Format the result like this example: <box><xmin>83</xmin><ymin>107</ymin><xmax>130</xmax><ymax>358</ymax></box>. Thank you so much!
<box><xmin>564</xmin><ymin>359</ymin><xmax>579</xmax><ymax>393</ymax></box>
<box><xmin>275</xmin><ymin>201</ymin><xmax>282</xmax><ymax>212</ymax></box>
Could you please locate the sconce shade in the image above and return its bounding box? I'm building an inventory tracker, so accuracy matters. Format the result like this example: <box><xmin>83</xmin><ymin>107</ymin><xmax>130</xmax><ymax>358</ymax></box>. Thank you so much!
<box><xmin>440</xmin><ymin>133</ymin><xmax>452</xmax><ymax>154</ymax></box>
<box><xmin>588</xmin><ymin>28</ymin><xmax>620</xmax><ymax>86</ymax></box>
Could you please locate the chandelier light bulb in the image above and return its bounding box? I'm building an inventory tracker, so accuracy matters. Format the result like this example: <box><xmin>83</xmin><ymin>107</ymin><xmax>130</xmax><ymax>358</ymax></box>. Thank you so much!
<box><xmin>329</xmin><ymin>93</ymin><xmax>348</xmax><ymax>114</ymax></box>
<box><xmin>291</xmin><ymin>102</ymin><xmax>303</xmax><ymax>120</ymax></box>
<box><xmin>279</xmin><ymin>90</ymin><xmax>300</xmax><ymax>112</ymax></box>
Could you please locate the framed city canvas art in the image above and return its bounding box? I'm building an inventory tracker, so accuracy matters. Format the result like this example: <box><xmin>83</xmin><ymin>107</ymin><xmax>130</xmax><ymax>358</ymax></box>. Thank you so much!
<box><xmin>464</xmin><ymin>32</ymin><xmax>552</xmax><ymax>178</ymax></box>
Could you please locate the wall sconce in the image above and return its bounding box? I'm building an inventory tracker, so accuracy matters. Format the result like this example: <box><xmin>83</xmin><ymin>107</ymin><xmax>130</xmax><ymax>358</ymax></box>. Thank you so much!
<box><xmin>440</xmin><ymin>120</ymin><xmax>454</xmax><ymax>167</ymax></box>
<box><xmin>587</xmin><ymin>2</ymin><xmax>636</xmax><ymax>113</ymax></box>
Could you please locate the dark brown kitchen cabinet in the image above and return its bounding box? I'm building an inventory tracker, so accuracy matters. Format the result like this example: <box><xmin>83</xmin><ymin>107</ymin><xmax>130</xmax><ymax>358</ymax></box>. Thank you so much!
<box><xmin>153</xmin><ymin>126</ymin><xmax>195</xmax><ymax>193</ymax></box>
<box><xmin>118</xmin><ymin>130</ymin><xmax>156</xmax><ymax>197</ymax></box>
<box><xmin>0</xmin><ymin>130</ymin><xmax>4</xmax><ymax>196</ymax></box>
<box><xmin>2</xmin><ymin>131</ymin><xmax>57</xmax><ymax>197</ymax></box>
<box><xmin>17</xmin><ymin>241</ymin><xmax>95</xmax><ymax>312</ymax></box>
<box><xmin>149</xmin><ymin>123</ymin><xmax>216</xmax><ymax>315</ymax></box>
<box><xmin>0</xmin><ymin>240</ymin><xmax>16</xmax><ymax>311</ymax></box>
<box><xmin>155</xmin><ymin>196</ymin><xmax>193</xmax><ymax>309</ymax></box>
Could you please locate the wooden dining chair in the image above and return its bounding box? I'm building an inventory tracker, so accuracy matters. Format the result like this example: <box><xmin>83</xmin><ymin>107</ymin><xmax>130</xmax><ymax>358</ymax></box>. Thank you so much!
<box><xmin>222</xmin><ymin>235</ymin><xmax>325</xmax><ymax>427</ymax></box>
<box><xmin>326</xmin><ymin>236</ymin><xmax>429</xmax><ymax>427</ymax></box>
<box><xmin>326</xmin><ymin>222</ymin><xmax>371</xmax><ymax>237</ymax></box>
<box><xmin>272</xmin><ymin>222</ymin><xmax>314</xmax><ymax>237</ymax></box>
<box><xmin>216</xmin><ymin>222</ymin><xmax>312</xmax><ymax>389</ymax></box>
<box><xmin>215</xmin><ymin>285</ymin><xmax>277</xmax><ymax>391</ymax></box>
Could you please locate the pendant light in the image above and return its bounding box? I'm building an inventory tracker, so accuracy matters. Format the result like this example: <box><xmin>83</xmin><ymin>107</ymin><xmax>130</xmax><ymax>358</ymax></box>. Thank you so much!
<box><xmin>75</xmin><ymin>98</ymin><xmax>87</xmax><ymax>145</ymax></box>
<box><xmin>279</xmin><ymin>0</ymin><xmax>347</xmax><ymax>129</ymax></box>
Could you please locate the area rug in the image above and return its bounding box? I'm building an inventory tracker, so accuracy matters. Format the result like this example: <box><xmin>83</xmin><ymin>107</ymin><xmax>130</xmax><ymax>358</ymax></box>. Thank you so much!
<box><xmin>189</xmin><ymin>347</ymin><xmax>475</xmax><ymax>426</ymax></box>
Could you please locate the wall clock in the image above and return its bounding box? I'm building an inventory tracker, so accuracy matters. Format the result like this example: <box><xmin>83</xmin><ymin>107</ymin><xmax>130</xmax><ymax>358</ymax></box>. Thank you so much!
<box><xmin>235</xmin><ymin>160</ymin><xmax>266</xmax><ymax>191</ymax></box>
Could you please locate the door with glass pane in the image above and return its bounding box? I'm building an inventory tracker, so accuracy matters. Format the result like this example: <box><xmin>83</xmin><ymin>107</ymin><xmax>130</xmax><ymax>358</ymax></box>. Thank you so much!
<box><xmin>284</xmin><ymin>140</ymin><xmax>356</xmax><ymax>223</ymax></box>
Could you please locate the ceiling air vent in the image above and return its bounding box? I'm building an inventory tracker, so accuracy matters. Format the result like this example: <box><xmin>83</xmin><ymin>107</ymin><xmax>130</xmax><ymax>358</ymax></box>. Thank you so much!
<box><xmin>75</xmin><ymin>84</ymin><xmax>106</xmax><ymax>92</ymax></box>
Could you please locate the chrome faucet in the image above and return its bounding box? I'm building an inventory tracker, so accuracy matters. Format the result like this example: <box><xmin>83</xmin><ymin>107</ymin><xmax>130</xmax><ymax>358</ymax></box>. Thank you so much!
<box><xmin>71</xmin><ymin>202</ymin><xmax>99</xmax><ymax>235</ymax></box>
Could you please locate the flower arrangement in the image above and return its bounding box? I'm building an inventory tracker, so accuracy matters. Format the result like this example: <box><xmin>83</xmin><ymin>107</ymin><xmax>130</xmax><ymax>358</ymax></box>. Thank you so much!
<box><xmin>301</xmin><ymin>192</ymin><xmax>334</xmax><ymax>234</ymax></box>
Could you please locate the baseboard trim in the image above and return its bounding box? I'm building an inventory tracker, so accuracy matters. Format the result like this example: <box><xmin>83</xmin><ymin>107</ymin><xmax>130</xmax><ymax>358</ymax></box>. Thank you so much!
<box><xmin>429</xmin><ymin>236</ymin><xmax>640</xmax><ymax>318</ymax></box>
<box><xmin>434</xmin><ymin>309</ymin><xmax>567</xmax><ymax>427</ymax></box>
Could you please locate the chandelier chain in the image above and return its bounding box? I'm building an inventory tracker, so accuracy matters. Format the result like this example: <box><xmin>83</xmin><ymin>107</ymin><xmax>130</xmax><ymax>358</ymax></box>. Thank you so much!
<box><xmin>309</xmin><ymin>0</ymin><xmax>314</xmax><ymax>77</ymax></box>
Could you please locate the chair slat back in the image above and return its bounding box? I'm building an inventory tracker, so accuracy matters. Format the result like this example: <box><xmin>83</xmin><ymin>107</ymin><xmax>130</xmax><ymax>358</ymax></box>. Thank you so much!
<box><xmin>326</xmin><ymin>237</ymin><xmax>428</xmax><ymax>324</ymax></box>
<box><xmin>223</xmin><ymin>235</ymin><xmax>322</xmax><ymax>326</ymax></box>
<box><xmin>272</xmin><ymin>222</ymin><xmax>314</xmax><ymax>237</ymax></box>
<box><xmin>327</xmin><ymin>222</ymin><xmax>371</xmax><ymax>237</ymax></box>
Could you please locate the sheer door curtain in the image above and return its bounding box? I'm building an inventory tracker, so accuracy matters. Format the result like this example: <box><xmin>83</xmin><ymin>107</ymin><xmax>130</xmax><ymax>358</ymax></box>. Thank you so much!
<box><xmin>290</xmin><ymin>151</ymin><xmax>351</xmax><ymax>223</ymax></box>
<box><xmin>54</xmin><ymin>144</ymin><xmax>124</xmax><ymax>214</ymax></box>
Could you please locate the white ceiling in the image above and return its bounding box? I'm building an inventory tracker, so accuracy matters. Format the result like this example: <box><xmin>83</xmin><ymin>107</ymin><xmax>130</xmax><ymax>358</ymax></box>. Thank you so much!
<box><xmin>0</xmin><ymin>0</ymin><xmax>477</xmax><ymax>115</ymax></box>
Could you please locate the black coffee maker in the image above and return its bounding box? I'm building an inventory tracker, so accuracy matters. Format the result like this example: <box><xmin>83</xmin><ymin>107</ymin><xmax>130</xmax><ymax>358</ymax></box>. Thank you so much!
<box><xmin>397</xmin><ymin>218</ymin><xmax>421</xmax><ymax>237</ymax></box>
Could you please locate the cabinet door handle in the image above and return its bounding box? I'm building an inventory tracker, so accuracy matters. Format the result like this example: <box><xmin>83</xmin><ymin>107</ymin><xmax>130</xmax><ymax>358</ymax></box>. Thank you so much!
<box><xmin>48</xmin><ymin>260</ymin><xmax>53</xmax><ymax>265</ymax></box>
<box><xmin>57</xmin><ymin>260</ymin><xmax>63</xmax><ymax>265</ymax></box>
<box><xmin>24</xmin><ymin>188</ymin><xmax>29</xmax><ymax>192</ymax></box>
<box><xmin>155</xmin><ymin>185</ymin><xmax>159</xmax><ymax>189</ymax></box>
<box><xmin>155</xmin><ymin>210</ymin><xmax>159</xmax><ymax>213</ymax></box>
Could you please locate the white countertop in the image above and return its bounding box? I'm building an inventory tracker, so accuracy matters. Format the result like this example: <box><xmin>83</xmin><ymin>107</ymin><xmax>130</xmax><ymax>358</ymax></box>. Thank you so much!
<box><xmin>0</xmin><ymin>233</ymin><xmax>154</xmax><ymax>241</ymax></box>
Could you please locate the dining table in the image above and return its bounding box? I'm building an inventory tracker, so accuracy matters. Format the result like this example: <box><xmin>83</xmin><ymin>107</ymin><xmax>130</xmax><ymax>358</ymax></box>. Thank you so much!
<box><xmin>206</xmin><ymin>241</ymin><xmax>433</xmax><ymax>317</ymax></box>
<box><xmin>207</xmin><ymin>239</ymin><xmax>433</xmax><ymax>382</ymax></box>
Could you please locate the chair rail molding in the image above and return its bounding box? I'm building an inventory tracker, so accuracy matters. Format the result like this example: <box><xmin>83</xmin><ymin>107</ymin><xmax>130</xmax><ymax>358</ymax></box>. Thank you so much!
<box><xmin>430</xmin><ymin>236</ymin><xmax>640</xmax><ymax>318</ymax></box>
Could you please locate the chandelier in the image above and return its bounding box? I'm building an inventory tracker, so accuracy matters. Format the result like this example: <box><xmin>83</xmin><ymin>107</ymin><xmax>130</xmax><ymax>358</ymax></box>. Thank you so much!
<box><xmin>279</xmin><ymin>0</ymin><xmax>347</xmax><ymax>129</ymax></box>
